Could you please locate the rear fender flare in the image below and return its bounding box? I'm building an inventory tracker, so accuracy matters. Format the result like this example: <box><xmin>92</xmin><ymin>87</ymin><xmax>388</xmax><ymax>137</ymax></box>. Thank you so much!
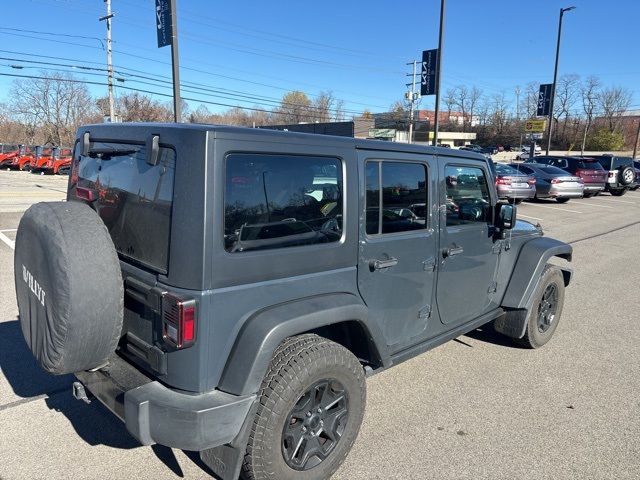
<box><xmin>217</xmin><ymin>293</ymin><xmax>386</xmax><ymax>396</ymax></box>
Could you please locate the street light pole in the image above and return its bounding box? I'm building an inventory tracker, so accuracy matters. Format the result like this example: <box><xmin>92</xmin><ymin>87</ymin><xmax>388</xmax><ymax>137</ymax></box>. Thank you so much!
<box><xmin>169</xmin><ymin>0</ymin><xmax>181</xmax><ymax>123</ymax></box>
<box><xmin>633</xmin><ymin>118</ymin><xmax>640</xmax><ymax>159</ymax></box>
<box><xmin>432</xmin><ymin>0</ymin><xmax>446</xmax><ymax>146</ymax></box>
<box><xmin>545</xmin><ymin>6</ymin><xmax>575</xmax><ymax>155</ymax></box>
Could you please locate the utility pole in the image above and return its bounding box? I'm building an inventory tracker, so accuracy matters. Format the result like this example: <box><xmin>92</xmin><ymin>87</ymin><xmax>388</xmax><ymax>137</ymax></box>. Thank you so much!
<box><xmin>545</xmin><ymin>6</ymin><xmax>575</xmax><ymax>155</ymax></box>
<box><xmin>99</xmin><ymin>0</ymin><xmax>115</xmax><ymax>122</ymax></box>
<box><xmin>515</xmin><ymin>86</ymin><xmax>521</xmax><ymax>121</ymax></box>
<box><xmin>406</xmin><ymin>60</ymin><xmax>420</xmax><ymax>144</ymax></box>
<box><xmin>432</xmin><ymin>0</ymin><xmax>446</xmax><ymax>146</ymax></box>
<box><xmin>633</xmin><ymin>118</ymin><xmax>640</xmax><ymax>159</ymax></box>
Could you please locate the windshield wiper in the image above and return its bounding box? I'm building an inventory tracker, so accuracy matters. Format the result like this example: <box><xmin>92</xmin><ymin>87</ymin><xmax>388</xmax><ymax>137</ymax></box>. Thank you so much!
<box><xmin>87</xmin><ymin>148</ymin><xmax>137</xmax><ymax>160</ymax></box>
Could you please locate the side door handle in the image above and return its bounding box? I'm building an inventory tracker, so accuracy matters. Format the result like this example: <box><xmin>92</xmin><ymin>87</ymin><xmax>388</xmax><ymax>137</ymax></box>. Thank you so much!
<box><xmin>443</xmin><ymin>245</ymin><xmax>464</xmax><ymax>258</ymax></box>
<box><xmin>370</xmin><ymin>257</ymin><xmax>398</xmax><ymax>270</ymax></box>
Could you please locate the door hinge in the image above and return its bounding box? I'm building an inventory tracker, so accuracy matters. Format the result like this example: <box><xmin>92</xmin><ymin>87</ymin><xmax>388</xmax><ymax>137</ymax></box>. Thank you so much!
<box><xmin>418</xmin><ymin>305</ymin><xmax>432</xmax><ymax>319</ymax></box>
<box><xmin>422</xmin><ymin>258</ymin><xmax>436</xmax><ymax>271</ymax></box>
<box><xmin>488</xmin><ymin>282</ymin><xmax>498</xmax><ymax>294</ymax></box>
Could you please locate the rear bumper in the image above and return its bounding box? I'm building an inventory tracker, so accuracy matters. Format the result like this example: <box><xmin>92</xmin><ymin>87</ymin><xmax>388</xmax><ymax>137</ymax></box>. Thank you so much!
<box><xmin>583</xmin><ymin>184</ymin><xmax>605</xmax><ymax>192</ymax></box>
<box><xmin>75</xmin><ymin>355</ymin><xmax>256</xmax><ymax>451</ymax></box>
<box><xmin>497</xmin><ymin>186</ymin><xmax>536</xmax><ymax>199</ymax></box>
<box><xmin>549</xmin><ymin>186</ymin><xmax>583</xmax><ymax>198</ymax></box>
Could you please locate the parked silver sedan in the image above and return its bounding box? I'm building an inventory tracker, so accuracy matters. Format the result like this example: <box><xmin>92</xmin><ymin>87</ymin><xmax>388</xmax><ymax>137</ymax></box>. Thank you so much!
<box><xmin>509</xmin><ymin>163</ymin><xmax>584</xmax><ymax>203</ymax></box>
<box><xmin>493</xmin><ymin>163</ymin><xmax>536</xmax><ymax>204</ymax></box>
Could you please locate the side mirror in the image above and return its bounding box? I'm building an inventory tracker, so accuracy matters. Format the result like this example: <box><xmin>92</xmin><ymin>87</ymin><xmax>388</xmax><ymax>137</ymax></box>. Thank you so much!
<box><xmin>497</xmin><ymin>203</ymin><xmax>517</xmax><ymax>231</ymax></box>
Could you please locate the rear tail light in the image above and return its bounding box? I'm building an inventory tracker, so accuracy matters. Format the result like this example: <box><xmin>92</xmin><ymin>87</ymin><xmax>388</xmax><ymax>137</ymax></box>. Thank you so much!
<box><xmin>608</xmin><ymin>171</ymin><xmax>615</xmax><ymax>178</ymax></box>
<box><xmin>75</xmin><ymin>186</ymin><xmax>94</xmax><ymax>201</ymax></box>
<box><xmin>551</xmin><ymin>178</ymin><xmax>562</xmax><ymax>184</ymax></box>
<box><xmin>496</xmin><ymin>177</ymin><xmax>511</xmax><ymax>185</ymax></box>
<box><xmin>527</xmin><ymin>177</ymin><xmax>536</xmax><ymax>185</ymax></box>
<box><xmin>162</xmin><ymin>294</ymin><xmax>197</xmax><ymax>349</ymax></box>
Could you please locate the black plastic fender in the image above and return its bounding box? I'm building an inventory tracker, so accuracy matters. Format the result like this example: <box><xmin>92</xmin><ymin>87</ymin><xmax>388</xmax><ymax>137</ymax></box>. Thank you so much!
<box><xmin>495</xmin><ymin>237</ymin><xmax>572</xmax><ymax>339</ymax></box>
<box><xmin>217</xmin><ymin>293</ymin><xmax>386</xmax><ymax>397</ymax></box>
<box><xmin>501</xmin><ymin>236</ymin><xmax>572</xmax><ymax>310</ymax></box>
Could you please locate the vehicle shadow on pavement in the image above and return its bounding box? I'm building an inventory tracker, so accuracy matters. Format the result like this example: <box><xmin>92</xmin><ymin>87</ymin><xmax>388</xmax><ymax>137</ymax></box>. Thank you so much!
<box><xmin>0</xmin><ymin>319</ymin><xmax>217</xmax><ymax>476</ymax></box>
<box><xmin>0</xmin><ymin>319</ymin><xmax>73</xmax><ymax>398</ymax></box>
<box><xmin>464</xmin><ymin>325</ymin><xmax>523</xmax><ymax>349</ymax></box>
<box><xmin>0</xmin><ymin>319</ymin><xmax>136</xmax><ymax>449</ymax></box>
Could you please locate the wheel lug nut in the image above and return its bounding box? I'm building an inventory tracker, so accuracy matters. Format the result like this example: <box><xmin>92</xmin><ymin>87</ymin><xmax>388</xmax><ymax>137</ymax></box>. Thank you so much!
<box><xmin>301</xmin><ymin>426</ymin><xmax>307</xmax><ymax>433</ymax></box>
<box><xmin>306</xmin><ymin>412</ymin><xmax>312</xmax><ymax>417</ymax></box>
<box><xmin>317</xmin><ymin>408</ymin><xmax>322</xmax><ymax>414</ymax></box>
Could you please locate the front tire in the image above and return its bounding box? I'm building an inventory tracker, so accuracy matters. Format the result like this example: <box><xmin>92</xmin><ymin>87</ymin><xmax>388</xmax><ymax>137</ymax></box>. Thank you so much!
<box><xmin>517</xmin><ymin>266</ymin><xmax>565</xmax><ymax>349</ymax></box>
<box><xmin>610</xmin><ymin>188</ymin><xmax>626</xmax><ymax>196</ymax></box>
<box><xmin>242</xmin><ymin>334</ymin><xmax>366</xmax><ymax>480</ymax></box>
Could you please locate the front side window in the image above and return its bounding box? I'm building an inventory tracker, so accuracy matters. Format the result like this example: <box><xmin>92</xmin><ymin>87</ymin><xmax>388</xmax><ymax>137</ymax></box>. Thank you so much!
<box><xmin>224</xmin><ymin>154</ymin><xmax>342</xmax><ymax>252</ymax></box>
<box><xmin>365</xmin><ymin>161</ymin><xmax>428</xmax><ymax>235</ymax></box>
<box><xmin>445</xmin><ymin>165</ymin><xmax>491</xmax><ymax>226</ymax></box>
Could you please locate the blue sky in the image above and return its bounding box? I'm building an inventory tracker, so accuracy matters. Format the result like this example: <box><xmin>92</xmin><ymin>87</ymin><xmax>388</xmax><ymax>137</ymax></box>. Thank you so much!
<box><xmin>1</xmin><ymin>0</ymin><xmax>638</xmax><ymax>117</ymax></box>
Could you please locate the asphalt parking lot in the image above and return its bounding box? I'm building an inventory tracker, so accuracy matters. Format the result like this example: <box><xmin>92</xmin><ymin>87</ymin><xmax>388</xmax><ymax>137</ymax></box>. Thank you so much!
<box><xmin>0</xmin><ymin>170</ymin><xmax>639</xmax><ymax>479</ymax></box>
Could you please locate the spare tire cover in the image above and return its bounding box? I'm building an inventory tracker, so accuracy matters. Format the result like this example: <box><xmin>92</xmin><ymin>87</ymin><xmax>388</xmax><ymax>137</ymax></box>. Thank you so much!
<box><xmin>14</xmin><ymin>201</ymin><xmax>123</xmax><ymax>375</ymax></box>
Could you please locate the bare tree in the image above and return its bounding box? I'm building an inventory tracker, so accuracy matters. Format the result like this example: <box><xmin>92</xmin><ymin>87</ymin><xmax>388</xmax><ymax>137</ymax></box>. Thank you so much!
<box><xmin>553</xmin><ymin>74</ymin><xmax>580</xmax><ymax>144</ymax></box>
<box><xmin>451</xmin><ymin>85</ymin><xmax>469</xmax><ymax>131</ymax></box>
<box><xmin>521</xmin><ymin>82</ymin><xmax>539</xmax><ymax>119</ymax></box>
<box><xmin>114</xmin><ymin>92</ymin><xmax>173</xmax><ymax>122</ymax></box>
<box><xmin>467</xmin><ymin>86</ymin><xmax>483</xmax><ymax>129</ymax></box>
<box><xmin>10</xmin><ymin>72</ymin><xmax>95</xmax><ymax>146</ymax></box>
<box><xmin>489</xmin><ymin>92</ymin><xmax>509</xmax><ymax>134</ymax></box>
<box><xmin>580</xmin><ymin>76</ymin><xmax>600</xmax><ymax>154</ymax></box>
<box><xmin>597</xmin><ymin>86</ymin><xmax>632</xmax><ymax>131</ymax></box>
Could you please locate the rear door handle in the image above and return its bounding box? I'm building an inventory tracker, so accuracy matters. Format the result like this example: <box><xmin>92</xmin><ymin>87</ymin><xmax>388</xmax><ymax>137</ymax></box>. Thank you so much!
<box><xmin>370</xmin><ymin>257</ymin><xmax>398</xmax><ymax>270</ymax></box>
<box><xmin>443</xmin><ymin>246</ymin><xmax>464</xmax><ymax>258</ymax></box>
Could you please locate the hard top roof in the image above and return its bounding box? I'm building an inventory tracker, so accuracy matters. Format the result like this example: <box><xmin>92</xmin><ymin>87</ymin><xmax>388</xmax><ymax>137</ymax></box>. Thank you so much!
<box><xmin>80</xmin><ymin>122</ymin><xmax>489</xmax><ymax>162</ymax></box>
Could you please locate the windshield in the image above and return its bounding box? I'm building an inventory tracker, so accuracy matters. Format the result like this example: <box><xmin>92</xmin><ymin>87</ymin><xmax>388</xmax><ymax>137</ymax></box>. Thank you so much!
<box><xmin>75</xmin><ymin>141</ymin><xmax>176</xmax><ymax>273</ymax></box>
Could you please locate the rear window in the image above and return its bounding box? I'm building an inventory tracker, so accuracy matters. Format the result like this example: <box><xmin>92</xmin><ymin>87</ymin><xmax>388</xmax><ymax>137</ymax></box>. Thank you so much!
<box><xmin>494</xmin><ymin>163</ymin><xmax>521</xmax><ymax>175</ymax></box>
<box><xmin>576</xmin><ymin>160</ymin><xmax>604</xmax><ymax>170</ymax></box>
<box><xmin>224</xmin><ymin>153</ymin><xmax>343</xmax><ymax>252</ymax></box>
<box><xmin>75</xmin><ymin>142</ymin><xmax>175</xmax><ymax>273</ymax></box>
<box><xmin>539</xmin><ymin>166</ymin><xmax>570</xmax><ymax>175</ymax></box>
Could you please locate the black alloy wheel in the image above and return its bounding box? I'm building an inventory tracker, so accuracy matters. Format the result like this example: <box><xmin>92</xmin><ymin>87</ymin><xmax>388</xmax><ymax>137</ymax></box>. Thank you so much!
<box><xmin>536</xmin><ymin>283</ymin><xmax>558</xmax><ymax>333</ymax></box>
<box><xmin>282</xmin><ymin>379</ymin><xmax>349</xmax><ymax>471</ymax></box>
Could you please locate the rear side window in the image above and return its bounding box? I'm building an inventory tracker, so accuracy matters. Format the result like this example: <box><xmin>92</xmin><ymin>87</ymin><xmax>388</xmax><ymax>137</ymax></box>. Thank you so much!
<box><xmin>576</xmin><ymin>160</ymin><xmax>604</xmax><ymax>170</ymax></box>
<box><xmin>76</xmin><ymin>142</ymin><xmax>175</xmax><ymax>273</ymax></box>
<box><xmin>445</xmin><ymin>165</ymin><xmax>491</xmax><ymax>226</ymax></box>
<box><xmin>539</xmin><ymin>166</ymin><xmax>571</xmax><ymax>175</ymax></box>
<box><xmin>224</xmin><ymin>154</ymin><xmax>343</xmax><ymax>252</ymax></box>
<box><xmin>365</xmin><ymin>161</ymin><xmax>428</xmax><ymax>235</ymax></box>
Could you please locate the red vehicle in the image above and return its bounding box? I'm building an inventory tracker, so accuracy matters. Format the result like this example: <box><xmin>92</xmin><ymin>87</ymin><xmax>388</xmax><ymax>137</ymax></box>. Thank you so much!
<box><xmin>7</xmin><ymin>145</ymin><xmax>35</xmax><ymax>170</ymax></box>
<box><xmin>32</xmin><ymin>147</ymin><xmax>73</xmax><ymax>175</ymax></box>
<box><xmin>0</xmin><ymin>144</ymin><xmax>21</xmax><ymax>168</ymax></box>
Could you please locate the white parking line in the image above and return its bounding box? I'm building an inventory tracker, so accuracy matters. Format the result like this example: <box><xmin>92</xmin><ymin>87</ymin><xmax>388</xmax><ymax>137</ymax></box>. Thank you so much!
<box><xmin>0</xmin><ymin>228</ymin><xmax>17</xmax><ymax>232</ymax></box>
<box><xmin>592</xmin><ymin>198</ymin><xmax>638</xmax><ymax>205</ymax></box>
<box><xmin>520</xmin><ymin>203</ymin><xmax>583</xmax><ymax>214</ymax></box>
<box><xmin>576</xmin><ymin>202</ymin><xmax>614</xmax><ymax>209</ymax></box>
<box><xmin>0</xmin><ymin>231</ymin><xmax>15</xmax><ymax>250</ymax></box>
<box><xmin>518</xmin><ymin>213</ymin><xmax>543</xmax><ymax>221</ymax></box>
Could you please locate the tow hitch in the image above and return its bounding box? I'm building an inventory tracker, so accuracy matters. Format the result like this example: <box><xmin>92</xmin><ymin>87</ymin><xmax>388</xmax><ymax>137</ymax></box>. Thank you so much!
<box><xmin>72</xmin><ymin>381</ymin><xmax>92</xmax><ymax>404</ymax></box>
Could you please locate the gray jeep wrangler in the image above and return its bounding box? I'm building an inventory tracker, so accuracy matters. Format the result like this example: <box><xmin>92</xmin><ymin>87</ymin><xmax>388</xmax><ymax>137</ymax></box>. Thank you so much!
<box><xmin>14</xmin><ymin>123</ymin><xmax>572</xmax><ymax>480</ymax></box>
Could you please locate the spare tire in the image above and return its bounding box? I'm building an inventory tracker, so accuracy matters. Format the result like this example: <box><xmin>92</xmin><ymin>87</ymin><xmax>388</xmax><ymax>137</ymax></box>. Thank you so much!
<box><xmin>14</xmin><ymin>201</ymin><xmax>123</xmax><ymax>375</ymax></box>
<box><xmin>619</xmin><ymin>166</ymin><xmax>635</xmax><ymax>186</ymax></box>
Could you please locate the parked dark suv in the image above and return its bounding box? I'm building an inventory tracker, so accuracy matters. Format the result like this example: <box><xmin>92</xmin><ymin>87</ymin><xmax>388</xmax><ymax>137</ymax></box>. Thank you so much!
<box><xmin>14</xmin><ymin>124</ymin><xmax>573</xmax><ymax>480</ymax></box>
<box><xmin>525</xmin><ymin>155</ymin><xmax>607</xmax><ymax>197</ymax></box>
<box><xmin>590</xmin><ymin>155</ymin><xmax>636</xmax><ymax>196</ymax></box>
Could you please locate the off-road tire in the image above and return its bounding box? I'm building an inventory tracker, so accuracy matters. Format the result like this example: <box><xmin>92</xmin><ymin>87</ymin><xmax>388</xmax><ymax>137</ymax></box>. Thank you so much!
<box><xmin>516</xmin><ymin>266</ymin><xmax>565</xmax><ymax>349</ymax></box>
<box><xmin>241</xmin><ymin>334</ymin><xmax>366</xmax><ymax>480</ymax></box>
<box><xmin>610</xmin><ymin>188</ymin><xmax>626</xmax><ymax>196</ymax></box>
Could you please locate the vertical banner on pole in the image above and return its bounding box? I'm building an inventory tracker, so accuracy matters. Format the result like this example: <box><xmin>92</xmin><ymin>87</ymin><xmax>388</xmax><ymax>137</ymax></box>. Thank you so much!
<box><xmin>156</xmin><ymin>0</ymin><xmax>172</xmax><ymax>48</ymax></box>
<box><xmin>420</xmin><ymin>49</ymin><xmax>438</xmax><ymax>96</ymax></box>
<box><xmin>537</xmin><ymin>83</ymin><xmax>552</xmax><ymax>116</ymax></box>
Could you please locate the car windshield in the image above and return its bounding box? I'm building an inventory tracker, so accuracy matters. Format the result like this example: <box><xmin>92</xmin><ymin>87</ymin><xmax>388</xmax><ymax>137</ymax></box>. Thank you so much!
<box><xmin>495</xmin><ymin>163</ymin><xmax>523</xmax><ymax>176</ymax></box>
